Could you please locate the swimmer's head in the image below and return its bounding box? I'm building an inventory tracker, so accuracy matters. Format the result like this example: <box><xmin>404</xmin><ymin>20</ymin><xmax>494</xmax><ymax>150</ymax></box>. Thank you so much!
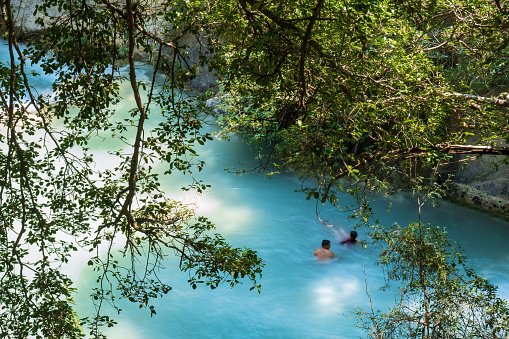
<box><xmin>349</xmin><ymin>231</ymin><xmax>357</xmax><ymax>240</ymax></box>
<box><xmin>322</xmin><ymin>239</ymin><xmax>331</xmax><ymax>247</ymax></box>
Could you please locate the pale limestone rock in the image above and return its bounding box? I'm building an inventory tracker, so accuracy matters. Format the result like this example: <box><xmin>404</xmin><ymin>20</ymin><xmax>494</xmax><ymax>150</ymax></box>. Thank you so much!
<box><xmin>10</xmin><ymin>0</ymin><xmax>61</xmax><ymax>38</ymax></box>
<box><xmin>449</xmin><ymin>149</ymin><xmax>509</xmax><ymax>219</ymax></box>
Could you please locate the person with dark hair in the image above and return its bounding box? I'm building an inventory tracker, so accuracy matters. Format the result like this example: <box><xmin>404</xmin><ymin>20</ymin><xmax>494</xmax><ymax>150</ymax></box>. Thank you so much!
<box><xmin>313</xmin><ymin>239</ymin><xmax>335</xmax><ymax>260</ymax></box>
<box><xmin>340</xmin><ymin>231</ymin><xmax>359</xmax><ymax>246</ymax></box>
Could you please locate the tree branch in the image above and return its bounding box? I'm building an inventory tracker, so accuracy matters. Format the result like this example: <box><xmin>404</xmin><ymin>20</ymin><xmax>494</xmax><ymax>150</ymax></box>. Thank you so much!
<box><xmin>435</xmin><ymin>144</ymin><xmax>509</xmax><ymax>155</ymax></box>
<box><xmin>299</xmin><ymin>0</ymin><xmax>325</xmax><ymax>105</ymax></box>
<box><xmin>239</xmin><ymin>0</ymin><xmax>397</xmax><ymax>92</ymax></box>
<box><xmin>121</xmin><ymin>0</ymin><xmax>147</xmax><ymax>224</ymax></box>
<box><xmin>441</xmin><ymin>91</ymin><xmax>509</xmax><ymax>107</ymax></box>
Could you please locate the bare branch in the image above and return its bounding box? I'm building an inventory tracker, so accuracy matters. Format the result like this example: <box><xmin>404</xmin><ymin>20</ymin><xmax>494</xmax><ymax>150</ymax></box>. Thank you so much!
<box><xmin>441</xmin><ymin>91</ymin><xmax>509</xmax><ymax>107</ymax></box>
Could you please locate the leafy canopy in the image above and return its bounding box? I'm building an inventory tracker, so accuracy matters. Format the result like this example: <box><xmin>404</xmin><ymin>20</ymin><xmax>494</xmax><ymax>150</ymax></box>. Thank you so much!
<box><xmin>207</xmin><ymin>0</ymin><xmax>509</xmax><ymax>209</ymax></box>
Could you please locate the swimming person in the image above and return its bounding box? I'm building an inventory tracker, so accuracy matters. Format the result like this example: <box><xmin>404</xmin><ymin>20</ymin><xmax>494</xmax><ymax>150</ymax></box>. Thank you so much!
<box><xmin>313</xmin><ymin>239</ymin><xmax>335</xmax><ymax>260</ymax></box>
<box><xmin>340</xmin><ymin>231</ymin><xmax>359</xmax><ymax>246</ymax></box>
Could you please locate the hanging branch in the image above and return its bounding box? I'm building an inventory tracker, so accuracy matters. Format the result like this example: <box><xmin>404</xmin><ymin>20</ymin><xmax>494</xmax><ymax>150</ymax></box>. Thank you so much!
<box><xmin>119</xmin><ymin>0</ymin><xmax>147</xmax><ymax>230</ymax></box>
<box><xmin>299</xmin><ymin>0</ymin><xmax>325</xmax><ymax>108</ymax></box>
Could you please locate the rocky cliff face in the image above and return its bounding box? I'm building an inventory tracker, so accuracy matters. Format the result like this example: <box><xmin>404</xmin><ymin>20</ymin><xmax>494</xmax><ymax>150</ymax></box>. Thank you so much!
<box><xmin>448</xmin><ymin>152</ymin><xmax>509</xmax><ymax>219</ymax></box>
<box><xmin>159</xmin><ymin>33</ymin><xmax>219</xmax><ymax>94</ymax></box>
<box><xmin>10</xmin><ymin>0</ymin><xmax>57</xmax><ymax>38</ymax></box>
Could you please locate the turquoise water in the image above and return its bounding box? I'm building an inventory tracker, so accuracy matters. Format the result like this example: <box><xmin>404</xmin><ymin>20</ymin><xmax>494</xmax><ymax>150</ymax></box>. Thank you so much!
<box><xmin>2</xmin><ymin>39</ymin><xmax>509</xmax><ymax>338</ymax></box>
<box><xmin>0</xmin><ymin>40</ymin><xmax>57</xmax><ymax>101</ymax></box>
<box><xmin>71</xmin><ymin>118</ymin><xmax>509</xmax><ymax>338</ymax></box>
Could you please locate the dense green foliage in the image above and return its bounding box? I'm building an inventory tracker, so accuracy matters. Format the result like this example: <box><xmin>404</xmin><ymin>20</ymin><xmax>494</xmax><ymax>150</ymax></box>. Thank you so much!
<box><xmin>1</xmin><ymin>0</ymin><xmax>509</xmax><ymax>337</ymax></box>
<box><xmin>208</xmin><ymin>0</ymin><xmax>509</xmax><ymax>206</ymax></box>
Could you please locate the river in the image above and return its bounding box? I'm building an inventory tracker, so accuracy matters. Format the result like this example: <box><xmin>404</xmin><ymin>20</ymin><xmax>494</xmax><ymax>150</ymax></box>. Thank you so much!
<box><xmin>71</xmin><ymin>76</ymin><xmax>509</xmax><ymax>339</ymax></box>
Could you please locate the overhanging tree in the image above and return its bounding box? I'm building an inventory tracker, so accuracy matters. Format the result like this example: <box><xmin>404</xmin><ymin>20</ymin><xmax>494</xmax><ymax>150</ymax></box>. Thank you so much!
<box><xmin>0</xmin><ymin>0</ymin><xmax>264</xmax><ymax>337</ymax></box>
<box><xmin>206</xmin><ymin>0</ymin><xmax>509</xmax><ymax>206</ymax></box>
